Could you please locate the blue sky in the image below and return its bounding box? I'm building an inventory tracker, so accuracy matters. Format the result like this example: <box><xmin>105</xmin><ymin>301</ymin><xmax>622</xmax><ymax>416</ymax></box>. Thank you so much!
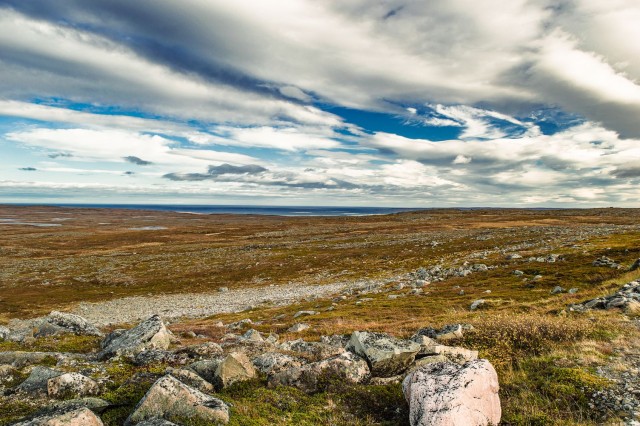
<box><xmin>1</xmin><ymin>1</ymin><xmax>640</xmax><ymax>206</ymax></box>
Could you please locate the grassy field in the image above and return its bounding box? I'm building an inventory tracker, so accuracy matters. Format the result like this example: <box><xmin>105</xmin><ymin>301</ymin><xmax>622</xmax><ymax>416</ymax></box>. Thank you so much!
<box><xmin>2</xmin><ymin>205</ymin><xmax>640</xmax><ymax>424</ymax></box>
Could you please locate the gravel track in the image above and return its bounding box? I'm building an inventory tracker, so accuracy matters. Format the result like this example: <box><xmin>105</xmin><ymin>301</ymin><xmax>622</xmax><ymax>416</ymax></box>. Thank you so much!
<box><xmin>70</xmin><ymin>279</ymin><xmax>387</xmax><ymax>326</ymax></box>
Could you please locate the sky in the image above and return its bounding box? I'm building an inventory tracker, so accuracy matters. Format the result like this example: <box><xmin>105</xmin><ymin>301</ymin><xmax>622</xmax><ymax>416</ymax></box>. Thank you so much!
<box><xmin>1</xmin><ymin>0</ymin><xmax>640</xmax><ymax>207</ymax></box>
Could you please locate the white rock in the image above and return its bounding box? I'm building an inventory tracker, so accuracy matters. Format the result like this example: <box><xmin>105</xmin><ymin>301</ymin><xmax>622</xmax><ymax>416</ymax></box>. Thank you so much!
<box><xmin>125</xmin><ymin>375</ymin><xmax>229</xmax><ymax>425</ymax></box>
<box><xmin>98</xmin><ymin>315</ymin><xmax>171</xmax><ymax>360</ymax></box>
<box><xmin>403</xmin><ymin>359</ymin><xmax>501</xmax><ymax>426</ymax></box>
<box><xmin>287</xmin><ymin>323</ymin><xmax>310</xmax><ymax>333</ymax></box>
<box><xmin>215</xmin><ymin>352</ymin><xmax>257</xmax><ymax>388</ymax></box>
<box><xmin>347</xmin><ymin>331</ymin><xmax>420</xmax><ymax>377</ymax></box>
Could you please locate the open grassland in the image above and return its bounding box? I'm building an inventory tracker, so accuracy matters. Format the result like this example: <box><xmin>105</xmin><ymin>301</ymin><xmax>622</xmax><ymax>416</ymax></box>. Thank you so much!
<box><xmin>2</xmin><ymin>205</ymin><xmax>640</xmax><ymax>424</ymax></box>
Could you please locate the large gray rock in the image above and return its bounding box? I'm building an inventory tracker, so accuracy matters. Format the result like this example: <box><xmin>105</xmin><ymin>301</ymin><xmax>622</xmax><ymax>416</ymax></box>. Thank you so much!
<box><xmin>98</xmin><ymin>315</ymin><xmax>171</xmax><ymax>360</ymax></box>
<box><xmin>125</xmin><ymin>375</ymin><xmax>229</xmax><ymax>425</ymax></box>
<box><xmin>166</xmin><ymin>367</ymin><xmax>215</xmax><ymax>393</ymax></box>
<box><xmin>13</xmin><ymin>407</ymin><xmax>104</xmax><ymax>426</ymax></box>
<box><xmin>347</xmin><ymin>331</ymin><xmax>420</xmax><ymax>377</ymax></box>
<box><xmin>47</xmin><ymin>372</ymin><xmax>99</xmax><ymax>399</ymax></box>
<box><xmin>252</xmin><ymin>352</ymin><xmax>302</xmax><ymax>375</ymax></box>
<box><xmin>215</xmin><ymin>352</ymin><xmax>257</xmax><ymax>389</ymax></box>
<box><xmin>187</xmin><ymin>359</ymin><xmax>223</xmax><ymax>385</ymax></box>
<box><xmin>268</xmin><ymin>351</ymin><xmax>369</xmax><ymax>393</ymax></box>
<box><xmin>279</xmin><ymin>339</ymin><xmax>344</xmax><ymax>360</ymax></box>
<box><xmin>16</xmin><ymin>366</ymin><xmax>62</xmax><ymax>395</ymax></box>
<box><xmin>136</xmin><ymin>419</ymin><xmax>178</xmax><ymax>426</ymax></box>
<box><xmin>403</xmin><ymin>360</ymin><xmax>501</xmax><ymax>426</ymax></box>
<box><xmin>34</xmin><ymin>311</ymin><xmax>103</xmax><ymax>338</ymax></box>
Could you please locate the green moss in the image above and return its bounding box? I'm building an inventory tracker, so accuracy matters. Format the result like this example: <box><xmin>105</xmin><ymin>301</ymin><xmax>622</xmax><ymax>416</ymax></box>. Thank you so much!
<box><xmin>0</xmin><ymin>398</ymin><xmax>38</xmax><ymax>425</ymax></box>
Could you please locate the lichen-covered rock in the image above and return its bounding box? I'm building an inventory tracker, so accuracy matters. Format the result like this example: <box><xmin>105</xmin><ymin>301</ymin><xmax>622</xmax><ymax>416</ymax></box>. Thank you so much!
<box><xmin>34</xmin><ymin>311</ymin><xmax>103</xmax><ymax>338</ymax></box>
<box><xmin>133</xmin><ymin>349</ymin><xmax>178</xmax><ymax>366</ymax></box>
<box><xmin>347</xmin><ymin>331</ymin><xmax>420</xmax><ymax>377</ymax></box>
<box><xmin>215</xmin><ymin>352</ymin><xmax>256</xmax><ymax>388</ymax></box>
<box><xmin>125</xmin><ymin>375</ymin><xmax>229</xmax><ymax>425</ymax></box>
<box><xmin>187</xmin><ymin>359</ymin><xmax>223</xmax><ymax>385</ymax></box>
<box><xmin>252</xmin><ymin>352</ymin><xmax>302</xmax><ymax>375</ymax></box>
<box><xmin>16</xmin><ymin>366</ymin><xmax>62</xmax><ymax>395</ymax></box>
<box><xmin>98</xmin><ymin>315</ymin><xmax>171</xmax><ymax>360</ymax></box>
<box><xmin>241</xmin><ymin>329</ymin><xmax>264</xmax><ymax>343</ymax></box>
<box><xmin>279</xmin><ymin>339</ymin><xmax>344</xmax><ymax>360</ymax></box>
<box><xmin>268</xmin><ymin>351</ymin><xmax>369</xmax><ymax>393</ymax></box>
<box><xmin>403</xmin><ymin>360</ymin><xmax>501</xmax><ymax>426</ymax></box>
<box><xmin>166</xmin><ymin>367</ymin><xmax>215</xmax><ymax>393</ymax></box>
<box><xmin>47</xmin><ymin>372</ymin><xmax>99</xmax><ymax>399</ymax></box>
<box><xmin>47</xmin><ymin>397</ymin><xmax>110</xmax><ymax>414</ymax></box>
<box><xmin>287</xmin><ymin>323</ymin><xmax>310</xmax><ymax>333</ymax></box>
<box><xmin>13</xmin><ymin>407</ymin><xmax>104</xmax><ymax>426</ymax></box>
<box><xmin>177</xmin><ymin>342</ymin><xmax>223</xmax><ymax>359</ymax></box>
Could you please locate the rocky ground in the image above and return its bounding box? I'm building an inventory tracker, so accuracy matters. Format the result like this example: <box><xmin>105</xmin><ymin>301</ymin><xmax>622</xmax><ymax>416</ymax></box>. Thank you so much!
<box><xmin>3</xmin><ymin>206</ymin><xmax>640</xmax><ymax>424</ymax></box>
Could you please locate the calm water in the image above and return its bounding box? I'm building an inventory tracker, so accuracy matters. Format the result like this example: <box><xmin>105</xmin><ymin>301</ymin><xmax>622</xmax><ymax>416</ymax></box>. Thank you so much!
<box><xmin>15</xmin><ymin>204</ymin><xmax>422</xmax><ymax>217</ymax></box>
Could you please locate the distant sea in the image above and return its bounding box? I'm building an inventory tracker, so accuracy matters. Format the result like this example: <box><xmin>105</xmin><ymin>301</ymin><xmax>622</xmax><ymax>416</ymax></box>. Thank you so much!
<box><xmin>19</xmin><ymin>204</ymin><xmax>423</xmax><ymax>217</ymax></box>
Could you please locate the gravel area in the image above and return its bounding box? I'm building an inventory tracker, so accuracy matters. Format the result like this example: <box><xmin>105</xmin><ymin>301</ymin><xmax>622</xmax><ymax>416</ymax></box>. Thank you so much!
<box><xmin>70</xmin><ymin>279</ymin><xmax>390</xmax><ymax>326</ymax></box>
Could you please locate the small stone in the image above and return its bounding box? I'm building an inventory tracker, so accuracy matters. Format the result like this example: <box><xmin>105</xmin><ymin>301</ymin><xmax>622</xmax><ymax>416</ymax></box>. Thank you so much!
<box><xmin>470</xmin><ymin>299</ymin><xmax>486</xmax><ymax>311</ymax></box>
<box><xmin>293</xmin><ymin>310</ymin><xmax>318</xmax><ymax>319</ymax></box>
<box><xmin>242</xmin><ymin>329</ymin><xmax>264</xmax><ymax>342</ymax></box>
<box><xmin>287</xmin><ymin>323</ymin><xmax>310</xmax><ymax>333</ymax></box>
<box><xmin>13</xmin><ymin>407</ymin><xmax>104</xmax><ymax>426</ymax></box>
<box><xmin>568</xmin><ymin>288</ymin><xmax>579</xmax><ymax>294</ymax></box>
<box><xmin>551</xmin><ymin>286</ymin><xmax>565</xmax><ymax>294</ymax></box>
<box><xmin>47</xmin><ymin>372</ymin><xmax>99</xmax><ymax>399</ymax></box>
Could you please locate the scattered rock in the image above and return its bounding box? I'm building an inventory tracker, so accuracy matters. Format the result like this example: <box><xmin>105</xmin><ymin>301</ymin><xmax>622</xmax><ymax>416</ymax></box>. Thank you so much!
<box><xmin>293</xmin><ymin>310</ymin><xmax>318</xmax><ymax>319</ymax></box>
<box><xmin>347</xmin><ymin>331</ymin><xmax>420</xmax><ymax>377</ymax></box>
<box><xmin>570</xmin><ymin>280</ymin><xmax>640</xmax><ymax>313</ymax></box>
<box><xmin>47</xmin><ymin>397</ymin><xmax>110</xmax><ymax>415</ymax></box>
<box><xmin>0</xmin><ymin>351</ymin><xmax>61</xmax><ymax>368</ymax></box>
<box><xmin>403</xmin><ymin>359</ymin><xmax>501</xmax><ymax>426</ymax></box>
<box><xmin>568</xmin><ymin>288</ymin><xmax>579</xmax><ymax>294</ymax></box>
<box><xmin>252</xmin><ymin>352</ymin><xmax>302</xmax><ymax>375</ymax></box>
<box><xmin>47</xmin><ymin>372</ymin><xmax>99</xmax><ymax>399</ymax></box>
<box><xmin>268</xmin><ymin>351</ymin><xmax>369</xmax><ymax>392</ymax></box>
<box><xmin>215</xmin><ymin>352</ymin><xmax>257</xmax><ymax>389</ymax></box>
<box><xmin>16</xmin><ymin>366</ymin><xmax>62</xmax><ymax>395</ymax></box>
<box><xmin>506</xmin><ymin>253</ymin><xmax>522</xmax><ymax>260</ymax></box>
<box><xmin>513</xmin><ymin>270</ymin><xmax>524</xmax><ymax>276</ymax></box>
<box><xmin>136</xmin><ymin>419</ymin><xmax>178</xmax><ymax>426</ymax></box>
<box><xmin>470</xmin><ymin>299</ymin><xmax>486</xmax><ymax>311</ymax></box>
<box><xmin>218</xmin><ymin>287</ymin><xmax>229</xmax><ymax>293</ymax></box>
<box><xmin>551</xmin><ymin>286</ymin><xmax>565</xmax><ymax>294</ymax></box>
<box><xmin>280</xmin><ymin>339</ymin><xmax>344</xmax><ymax>360</ymax></box>
<box><xmin>593</xmin><ymin>256</ymin><xmax>620</xmax><ymax>268</ymax></box>
<box><xmin>630</xmin><ymin>258</ymin><xmax>640</xmax><ymax>272</ymax></box>
<box><xmin>227</xmin><ymin>319</ymin><xmax>252</xmax><ymax>330</ymax></box>
<box><xmin>13</xmin><ymin>407</ymin><xmax>104</xmax><ymax>426</ymax></box>
<box><xmin>125</xmin><ymin>375</ymin><xmax>229</xmax><ymax>425</ymax></box>
<box><xmin>287</xmin><ymin>323</ymin><xmax>310</xmax><ymax>333</ymax></box>
<box><xmin>98</xmin><ymin>315</ymin><xmax>171</xmax><ymax>360</ymax></box>
<box><xmin>0</xmin><ymin>325</ymin><xmax>9</xmax><ymax>340</ymax></box>
<box><xmin>176</xmin><ymin>342</ymin><xmax>223</xmax><ymax>359</ymax></box>
<box><xmin>241</xmin><ymin>329</ymin><xmax>264</xmax><ymax>343</ymax></box>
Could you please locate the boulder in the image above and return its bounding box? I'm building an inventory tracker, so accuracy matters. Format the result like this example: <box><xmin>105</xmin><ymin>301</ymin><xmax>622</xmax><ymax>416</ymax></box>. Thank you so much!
<box><xmin>630</xmin><ymin>258</ymin><xmax>640</xmax><ymax>271</ymax></box>
<box><xmin>403</xmin><ymin>360</ymin><xmax>501</xmax><ymax>426</ymax></box>
<box><xmin>268</xmin><ymin>351</ymin><xmax>369</xmax><ymax>393</ymax></box>
<box><xmin>179</xmin><ymin>342</ymin><xmax>223</xmax><ymax>358</ymax></box>
<box><xmin>33</xmin><ymin>311</ymin><xmax>103</xmax><ymax>338</ymax></box>
<box><xmin>241</xmin><ymin>329</ymin><xmax>264</xmax><ymax>343</ymax></box>
<box><xmin>187</xmin><ymin>359</ymin><xmax>223</xmax><ymax>385</ymax></box>
<box><xmin>16</xmin><ymin>366</ymin><xmax>62</xmax><ymax>395</ymax></box>
<box><xmin>13</xmin><ymin>407</ymin><xmax>104</xmax><ymax>426</ymax></box>
<box><xmin>252</xmin><ymin>352</ymin><xmax>302</xmax><ymax>375</ymax></box>
<box><xmin>98</xmin><ymin>315</ymin><xmax>171</xmax><ymax>360</ymax></box>
<box><xmin>125</xmin><ymin>375</ymin><xmax>229</xmax><ymax>425</ymax></box>
<box><xmin>47</xmin><ymin>372</ymin><xmax>99</xmax><ymax>399</ymax></box>
<box><xmin>551</xmin><ymin>286</ymin><xmax>565</xmax><ymax>294</ymax></box>
<box><xmin>167</xmin><ymin>367</ymin><xmax>215</xmax><ymax>393</ymax></box>
<box><xmin>279</xmin><ymin>339</ymin><xmax>344</xmax><ymax>360</ymax></box>
<box><xmin>215</xmin><ymin>352</ymin><xmax>256</xmax><ymax>388</ymax></box>
<box><xmin>347</xmin><ymin>331</ymin><xmax>420</xmax><ymax>377</ymax></box>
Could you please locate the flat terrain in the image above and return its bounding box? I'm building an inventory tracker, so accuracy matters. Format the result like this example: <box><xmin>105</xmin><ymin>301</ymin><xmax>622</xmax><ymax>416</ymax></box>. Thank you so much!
<box><xmin>3</xmin><ymin>205</ymin><xmax>640</xmax><ymax>424</ymax></box>
<box><xmin>2</xmin><ymin>205</ymin><xmax>640</xmax><ymax>321</ymax></box>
